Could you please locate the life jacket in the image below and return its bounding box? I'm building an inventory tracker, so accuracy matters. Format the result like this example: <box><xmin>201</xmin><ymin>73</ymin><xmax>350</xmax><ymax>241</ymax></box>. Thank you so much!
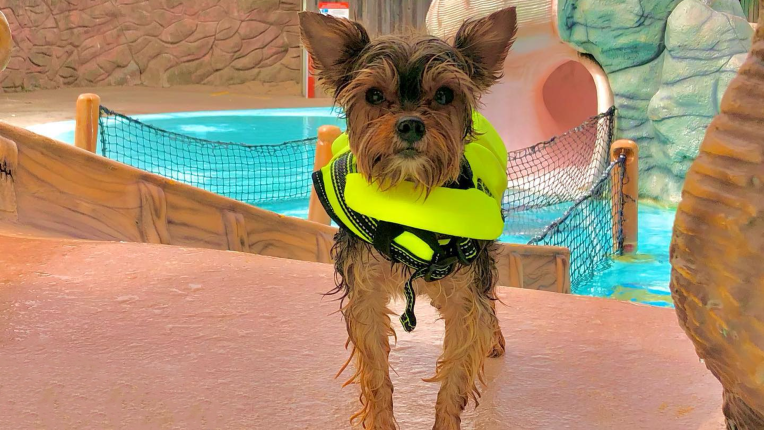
<box><xmin>312</xmin><ymin>111</ymin><xmax>507</xmax><ymax>332</ymax></box>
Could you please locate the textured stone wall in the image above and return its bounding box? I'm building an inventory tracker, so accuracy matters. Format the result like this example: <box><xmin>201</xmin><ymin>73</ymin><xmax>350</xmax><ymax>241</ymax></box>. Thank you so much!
<box><xmin>558</xmin><ymin>0</ymin><xmax>754</xmax><ymax>203</ymax></box>
<box><xmin>0</xmin><ymin>0</ymin><xmax>301</xmax><ymax>93</ymax></box>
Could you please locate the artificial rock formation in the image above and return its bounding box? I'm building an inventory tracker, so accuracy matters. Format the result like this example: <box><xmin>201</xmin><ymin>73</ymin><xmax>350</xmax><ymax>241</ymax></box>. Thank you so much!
<box><xmin>0</xmin><ymin>0</ymin><xmax>301</xmax><ymax>93</ymax></box>
<box><xmin>559</xmin><ymin>0</ymin><xmax>754</xmax><ymax>203</ymax></box>
<box><xmin>670</xmin><ymin>7</ymin><xmax>764</xmax><ymax>429</ymax></box>
<box><xmin>647</xmin><ymin>0</ymin><xmax>754</xmax><ymax>201</ymax></box>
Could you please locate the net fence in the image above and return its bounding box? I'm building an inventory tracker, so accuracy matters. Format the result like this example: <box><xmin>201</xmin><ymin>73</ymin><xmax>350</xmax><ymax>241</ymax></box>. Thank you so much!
<box><xmin>98</xmin><ymin>106</ymin><xmax>317</xmax><ymax>205</ymax></box>
<box><xmin>528</xmin><ymin>156</ymin><xmax>626</xmax><ymax>290</ymax></box>
<box><xmin>501</xmin><ymin>107</ymin><xmax>622</xmax><ymax>289</ymax></box>
<box><xmin>97</xmin><ymin>105</ymin><xmax>623</xmax><ymax>289</ymax></box>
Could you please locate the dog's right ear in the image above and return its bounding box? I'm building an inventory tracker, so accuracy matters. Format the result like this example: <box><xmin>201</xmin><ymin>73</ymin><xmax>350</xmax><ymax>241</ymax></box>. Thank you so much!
<box><xmin>453</xmin><ymin>7</ymin><xmax>518</xmax><ymax>91</ymax></box>
<box><xmin>299</xmin><ymin>12</ymin><xmax>370</xmax><ymax>91</ymax></box>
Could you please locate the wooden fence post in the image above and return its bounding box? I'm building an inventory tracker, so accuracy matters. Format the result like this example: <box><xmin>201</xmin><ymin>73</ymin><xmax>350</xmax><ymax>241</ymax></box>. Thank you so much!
<box><xmin>74</xmin><ymin>94</ymin><xmax>101</xmax><ymax>153</ymax></box>
<box><xmin>610</xmin><ymin>139</ymin><xmax>639</xmax><ymax>254</ymax></box>
<box><xmin>308</xmin><ymin>125</ymin><xmax>341</xmax><ymax>225</ymax></box>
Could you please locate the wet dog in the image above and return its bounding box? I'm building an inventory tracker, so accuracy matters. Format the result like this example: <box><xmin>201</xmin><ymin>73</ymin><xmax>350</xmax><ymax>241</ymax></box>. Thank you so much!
<box><xmin>299</xmin><ymin>8</ymin><xmax>517</xmax><ymax>429</ymax></box>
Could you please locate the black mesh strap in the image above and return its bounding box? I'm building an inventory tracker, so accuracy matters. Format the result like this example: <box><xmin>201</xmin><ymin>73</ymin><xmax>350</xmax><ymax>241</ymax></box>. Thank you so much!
<box><xmin>373</xmin><ymin>221</ymin><xmax>404</xmax><ymax>260</ymax></box>
<box><xmin>399</xmin><ymin>271</ymin><xmax>423</xmax><ymax>333</ymax></box>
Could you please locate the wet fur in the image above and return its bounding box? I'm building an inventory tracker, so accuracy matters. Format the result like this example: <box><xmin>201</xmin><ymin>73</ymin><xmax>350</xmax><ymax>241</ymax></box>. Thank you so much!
<box><xmin>337</xmin><ymin>36</ymin><xmax>479</xmax><ymax>192</ymax></box>
<box><xmin>331</xmin><ymin>231</ymin><xmax>504</xmax><ymax>429</ymax></box>
<box><xmin>300</xmin><ymin>7</ymin><xmax>518</xmax><ymax>429</ymax></box>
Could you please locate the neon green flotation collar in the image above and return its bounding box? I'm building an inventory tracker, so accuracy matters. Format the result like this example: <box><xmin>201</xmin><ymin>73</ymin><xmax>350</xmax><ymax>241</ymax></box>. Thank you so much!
<box><xmin>312</xmin><ymin>111</ymin><xmax>507</xmax><ymax>332</ymax></box>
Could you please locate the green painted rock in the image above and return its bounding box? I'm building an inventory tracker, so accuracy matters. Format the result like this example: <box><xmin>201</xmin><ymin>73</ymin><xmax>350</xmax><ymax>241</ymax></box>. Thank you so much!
<box><xmin>557</xmin><ymin>0</ymin><xmax>754</xmax><ymax>204</ymax></box>
<box><xmin>647</xmin><ymin>0</ymin><xmax>753</xmax><ymax>202</ymax></box>
<box><xmin>558</xmin><ymin>0</ymin><xmax>682</xmax><ymax>72</ymax></box>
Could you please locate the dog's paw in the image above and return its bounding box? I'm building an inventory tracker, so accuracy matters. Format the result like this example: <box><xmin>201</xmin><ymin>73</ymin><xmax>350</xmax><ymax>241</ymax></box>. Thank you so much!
<box><xmin>432</xmin><ymin>414</ymin><xmax>461</xmax><ymax>430</ymax></box>
<box><xmin>487</xmin><ymin>344</ymin><xmax>505</xmax><ymax>358</ymax></box>
<box><xmin>487</xmin><ymin>332</ymin><xmax>506</xmax><ymax>358</ymax></box>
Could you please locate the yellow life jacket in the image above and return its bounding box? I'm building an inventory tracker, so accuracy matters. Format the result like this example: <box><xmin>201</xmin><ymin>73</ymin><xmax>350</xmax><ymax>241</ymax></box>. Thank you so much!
<box><xmin>312</xmin><ymin>111</ymin><xmax>507</xmax><ymax>331</ymax></box>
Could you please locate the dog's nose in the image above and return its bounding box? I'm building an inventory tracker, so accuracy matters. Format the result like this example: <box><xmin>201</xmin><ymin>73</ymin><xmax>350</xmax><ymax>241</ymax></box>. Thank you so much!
<box><xmin>395</xmin><ymin>117</ymin><xmax>426</xmax><ymax>144</ymax></box>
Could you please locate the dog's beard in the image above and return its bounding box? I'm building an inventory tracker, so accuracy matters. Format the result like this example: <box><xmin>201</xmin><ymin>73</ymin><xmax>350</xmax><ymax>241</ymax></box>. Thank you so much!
<box><xmin>348</xmin><ymin>111</ymin><xmax>465</xmax><ymax>194</ymax></box>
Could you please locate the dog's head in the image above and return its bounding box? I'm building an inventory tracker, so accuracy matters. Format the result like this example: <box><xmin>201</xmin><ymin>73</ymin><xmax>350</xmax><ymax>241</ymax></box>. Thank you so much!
<box><xmin>299</xmin><ymin>8</ymin><xmax>517</xmax><ymax>192</ymax></box>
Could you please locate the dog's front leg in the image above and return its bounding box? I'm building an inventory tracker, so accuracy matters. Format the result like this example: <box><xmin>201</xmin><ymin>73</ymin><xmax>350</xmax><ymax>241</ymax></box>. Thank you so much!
<box><xmin>342</xmin><ymin>283</ymin><xmax>397</xmax><ymax>429</ymax></box>
<box><xmin>488</xmin><ymin>300</ymin><xmax>506</xmax><ymax>358</ymax></box>
<box><xmin>428</xmin><ymin>285</ymin><xmax>496</xmax><ymax>430</ymax></box>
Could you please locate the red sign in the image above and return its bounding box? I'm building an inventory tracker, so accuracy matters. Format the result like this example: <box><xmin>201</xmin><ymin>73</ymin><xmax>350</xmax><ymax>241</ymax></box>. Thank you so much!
<box><xmin>318</xmin><ymin>2</ymin><xmax>350</xmax><ymax>19</ymax></box>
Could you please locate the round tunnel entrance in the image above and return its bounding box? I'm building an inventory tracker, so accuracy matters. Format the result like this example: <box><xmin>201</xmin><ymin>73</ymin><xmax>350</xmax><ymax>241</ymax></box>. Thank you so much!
<box><xmin>540</xmin><ymin>59</ymin><xmax>599</xmax><ymax>139</ymax></box>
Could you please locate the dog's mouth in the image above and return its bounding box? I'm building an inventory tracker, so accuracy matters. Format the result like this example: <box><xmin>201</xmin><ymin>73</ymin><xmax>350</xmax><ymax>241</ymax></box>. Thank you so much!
<box><xmin>397</xmin><ymin>148</ymin><xmax>419</xmax><ymax>158</ymax></box>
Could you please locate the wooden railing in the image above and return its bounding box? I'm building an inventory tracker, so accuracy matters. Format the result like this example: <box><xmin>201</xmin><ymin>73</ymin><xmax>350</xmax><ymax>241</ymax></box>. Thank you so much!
<box><xmin>0</xmin><ymin>105</ymin><xmax>571</xmax><ymax>293</ymax></box>
<box><xmin>0</xmin><ymin>121</ymin><xmax>337</xmax><ymax>263</ymax></box>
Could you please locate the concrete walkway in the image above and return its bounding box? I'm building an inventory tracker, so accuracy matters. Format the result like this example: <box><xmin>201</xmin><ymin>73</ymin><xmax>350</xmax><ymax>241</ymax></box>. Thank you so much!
<box><xmin>0</xmin><ymin>234</ymin><xmax>724</xmax><ymax>429</ymax></box>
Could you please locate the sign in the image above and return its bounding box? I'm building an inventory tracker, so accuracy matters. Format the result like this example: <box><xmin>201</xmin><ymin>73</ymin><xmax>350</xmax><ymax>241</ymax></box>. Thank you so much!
<box><xmin>318</xmin><ymin>2</ymin><xmax>350</xmax><ymax>19</ymax></box>
<box><xmin>305</xmin><ymin>2</ymin><xmax>351</xmax><ymax>98</ymax></box>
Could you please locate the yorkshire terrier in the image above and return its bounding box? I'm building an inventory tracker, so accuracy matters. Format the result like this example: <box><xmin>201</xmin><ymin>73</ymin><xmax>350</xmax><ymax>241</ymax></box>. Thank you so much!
<box><xmin>299</xmin><ymin>7</ymin><xmax>518</xmax><ymax>429</ymax></box>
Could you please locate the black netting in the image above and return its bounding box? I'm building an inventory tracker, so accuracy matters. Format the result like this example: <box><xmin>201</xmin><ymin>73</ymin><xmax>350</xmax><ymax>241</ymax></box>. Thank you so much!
<box><xmin>498</xmin><ymin>106</ymin><xmax>623</xmax><ymax>290</ymax></box>
<box><xmin>526</xmin><ymin>156</ymin><xmax>627</xmax><ymax>291</ymax></box>
<box><xmin>98</xmin><ymin>104</ymin><xmax>623</xmax><ymax>290</ymax></box>
<box><xmin>501</xmin><ymin>107</ymin><xmax>616</xmax><ymax>238</ymax></box>
<box><xmin>98</xmin><ymin>106</ymin><xmax>317</xmax><ymax>205</ymax></box>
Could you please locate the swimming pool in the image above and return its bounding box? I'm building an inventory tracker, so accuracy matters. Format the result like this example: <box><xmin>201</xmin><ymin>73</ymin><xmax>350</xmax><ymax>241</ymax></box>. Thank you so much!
<box><xmin>579</xmin><ymin>204</ymin><xmax>675</xmax><ymax>306</ymax></box>
<box><xmin>28</xmin><ymin>107</ymin><xmax>676</xmax><ymax>307</ymax></box>
<box><xmin>28</xmin><ymin>107</ymin><xmax>347</xmax><ymax>146</ymax></box>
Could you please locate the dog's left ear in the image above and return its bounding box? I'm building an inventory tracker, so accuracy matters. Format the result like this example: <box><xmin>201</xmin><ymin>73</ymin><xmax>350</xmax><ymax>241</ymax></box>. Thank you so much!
<box><xmin>299</xmin><ymin>11</ymin><xmax>370</xmax><ymax>93</ymax></box>
<box><xmin>453</xmin><ymin>7</ymin><xmax>518</xmax><ymax>90</ymax></box>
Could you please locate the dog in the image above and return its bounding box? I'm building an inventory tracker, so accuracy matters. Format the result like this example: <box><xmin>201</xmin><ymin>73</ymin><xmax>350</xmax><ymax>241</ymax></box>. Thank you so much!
<box><xmin>299</xmin><ymin>7</ymin><xmax>518</xmax><ymax>429</ymax></box>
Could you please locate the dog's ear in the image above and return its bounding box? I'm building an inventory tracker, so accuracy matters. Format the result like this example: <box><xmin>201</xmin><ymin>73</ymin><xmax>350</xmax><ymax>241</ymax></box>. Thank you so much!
<box><xmin>299</xmin><ymin>11</ymin><xmax>370</xmax><ymax>92</ymax></box>
<box><xmin>453</xmin><ymin>7</ymin><xmax>518</xmax><ymax>90</ymax></box>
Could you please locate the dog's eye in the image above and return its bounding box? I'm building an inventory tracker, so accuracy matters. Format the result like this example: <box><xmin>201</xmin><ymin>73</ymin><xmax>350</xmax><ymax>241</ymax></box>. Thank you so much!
<box><xmin>365</xmin><ymin>88</ymin><xmax>385</xmax><ymax>105</ymax></box>
<box><xmin>434</xmin><ymin>87</ymin><xmax>454</xmax><ymax>105</ymax></box>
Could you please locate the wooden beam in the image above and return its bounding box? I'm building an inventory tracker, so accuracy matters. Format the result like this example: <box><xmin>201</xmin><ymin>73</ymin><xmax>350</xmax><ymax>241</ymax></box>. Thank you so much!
<box><xmin>0</xmin><ymin>120</ymin><xmax>571</xmax><ymax>293</ymax></box>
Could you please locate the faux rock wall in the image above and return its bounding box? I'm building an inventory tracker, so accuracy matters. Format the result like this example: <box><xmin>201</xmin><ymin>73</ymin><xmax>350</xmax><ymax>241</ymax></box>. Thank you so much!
<box><xmin>0</xmin><ymin>0</ymin><xmax>301</xmax><ymax>93</ymax></box>
<box><xmin>558</xmin><ymin>0</ymin><xmax>754</xmax><ymax>203</ymax></box>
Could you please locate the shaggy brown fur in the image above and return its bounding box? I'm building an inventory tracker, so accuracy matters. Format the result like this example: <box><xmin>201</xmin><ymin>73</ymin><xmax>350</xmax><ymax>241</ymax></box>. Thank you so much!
<box><xmin>300</xmin><ymin>7</ymin><xmax>518</xmax><ymax>429</ymax></box>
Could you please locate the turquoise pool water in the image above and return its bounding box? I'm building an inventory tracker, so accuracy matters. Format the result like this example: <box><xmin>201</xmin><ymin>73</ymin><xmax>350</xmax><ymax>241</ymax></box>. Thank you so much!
<box><xmin>28</xmin><ymin>107</ymin><xmax>347</xmax><ymax>146</ymax></box>
<box><xmin>578</xmin><ymin>205</ymin><xmax>675</xmax><ymax>306</ymax></box>
<box><xmin>28</xmin><ymin>108</ymin><xmax>676</xmax><ymax>307</ymax></box>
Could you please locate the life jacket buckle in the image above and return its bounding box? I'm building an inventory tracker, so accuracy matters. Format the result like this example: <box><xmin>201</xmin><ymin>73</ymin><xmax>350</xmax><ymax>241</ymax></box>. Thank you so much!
<box><xmin>424</xmin><ymin>256</ymin><xmax>459</xmax><ymax>282</ymax></box>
